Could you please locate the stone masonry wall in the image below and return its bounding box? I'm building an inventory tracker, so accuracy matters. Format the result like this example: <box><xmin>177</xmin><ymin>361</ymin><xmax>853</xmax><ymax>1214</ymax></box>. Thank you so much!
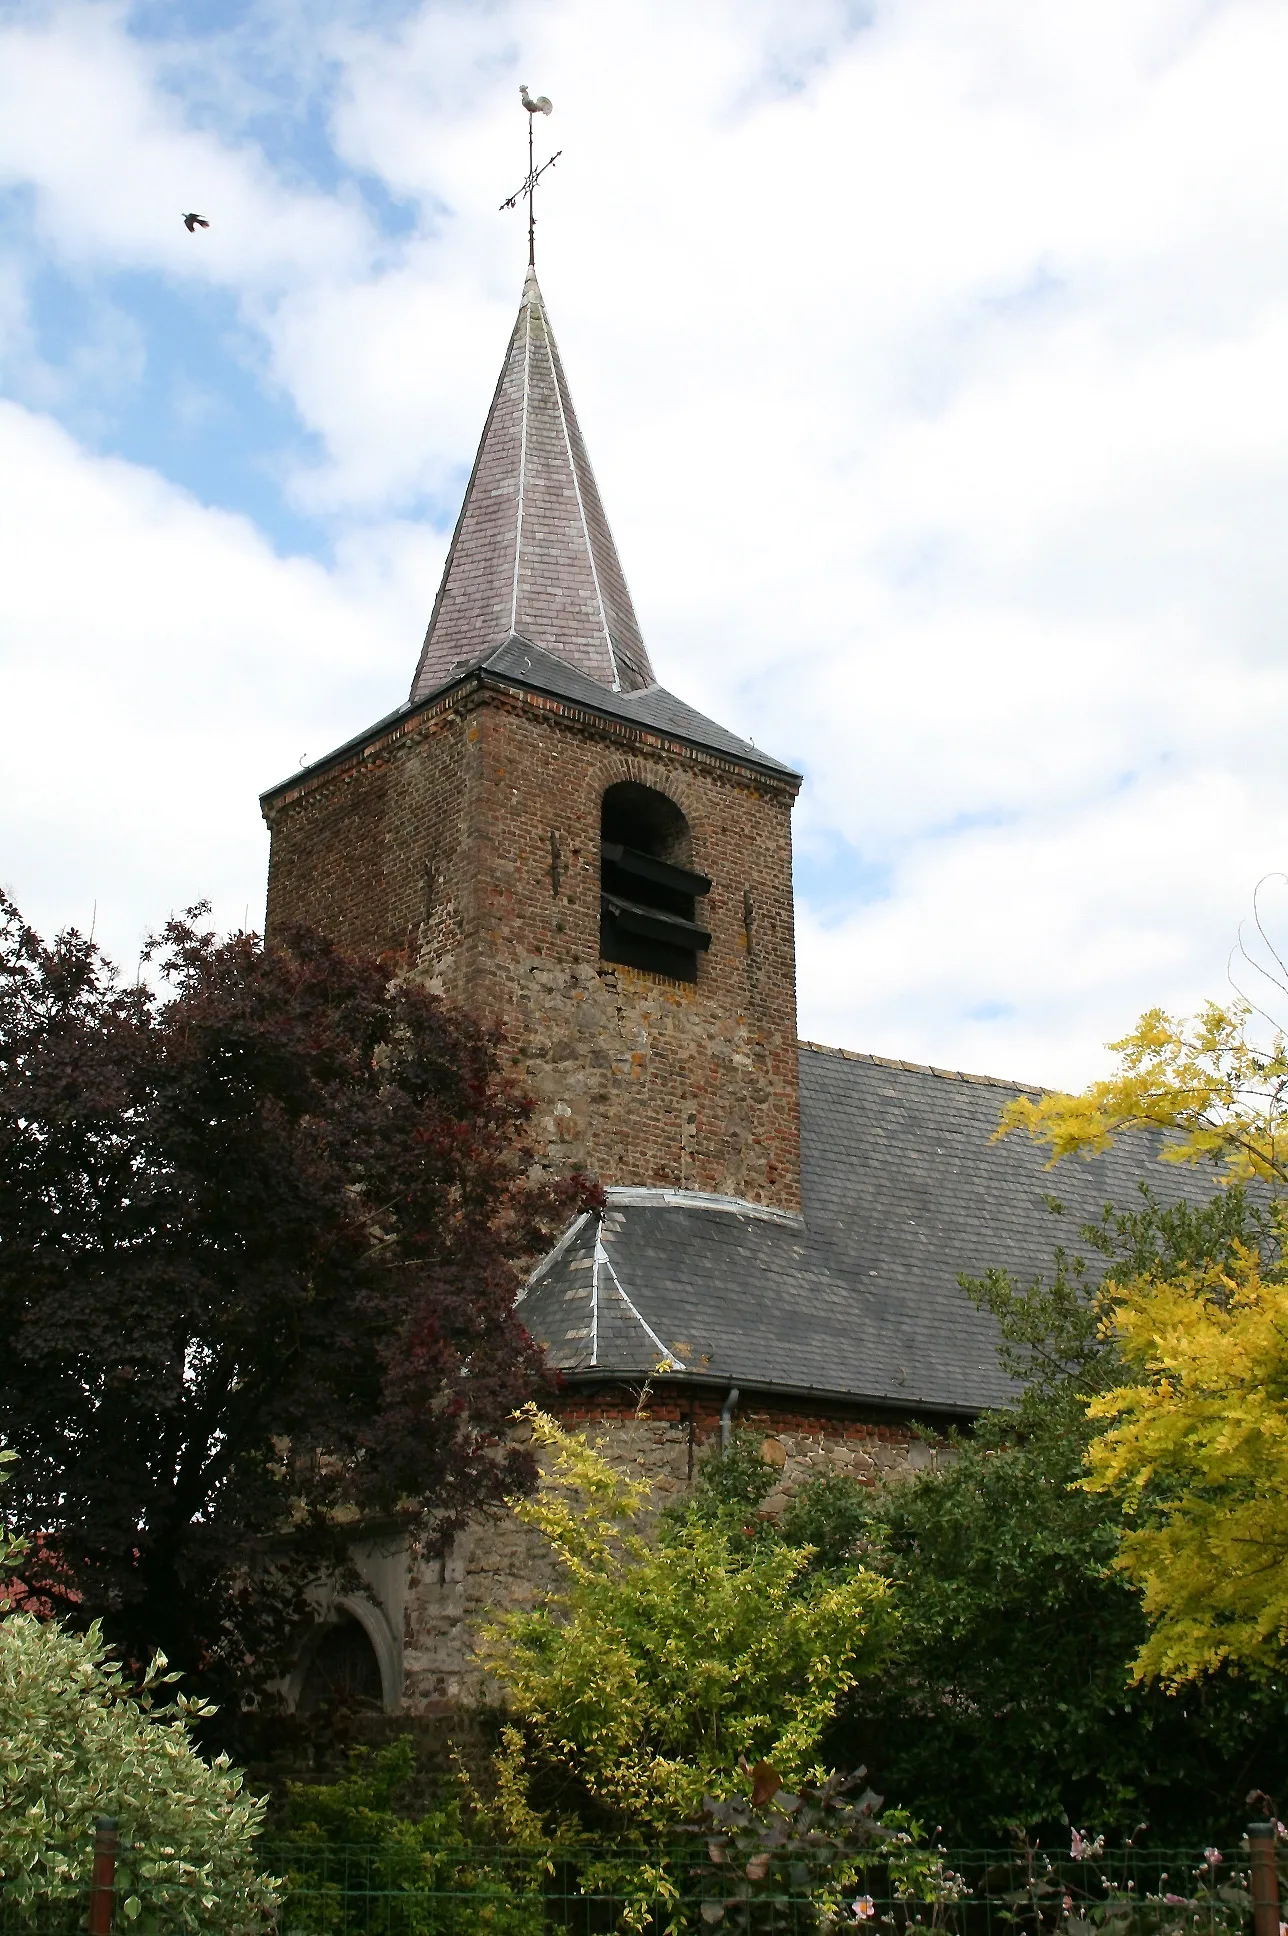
<box><xmin>400</xmin><ymin>1391</ymin><xmax>941</xmax><ymax>1712</ymax></box>
<box><xmin>262</xmin><ymin>676</ymin><xmax>802</xmax><ymax>1211</ymax></box>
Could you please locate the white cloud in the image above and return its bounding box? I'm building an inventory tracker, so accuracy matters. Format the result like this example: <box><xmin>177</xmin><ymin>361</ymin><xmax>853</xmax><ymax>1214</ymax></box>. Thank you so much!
<box><xmin>799</xmin><ymin>766</ymin><xmax>1288</xmax><ymax>1089</ymax></box>
<box><xmin>0</xmin><ymin>4</ymin><xmax>370</xmax><ymax>287</ymax></box>
<box><xmin>3</xmin><ymin>0</ymin><xmax>1288</xmax><ymax>1092</ymax></box>
<box><xmin>0</xmin><ymin>397</ymin><xmax>433</xmax><ymax>964</ymax></box>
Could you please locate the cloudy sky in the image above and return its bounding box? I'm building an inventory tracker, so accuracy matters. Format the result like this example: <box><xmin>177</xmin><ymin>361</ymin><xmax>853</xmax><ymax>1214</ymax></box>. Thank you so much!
<box><xmin>2</xmin><ymin>0</ymin><xmax>1287</xmax><ymax>1088</ymax></box>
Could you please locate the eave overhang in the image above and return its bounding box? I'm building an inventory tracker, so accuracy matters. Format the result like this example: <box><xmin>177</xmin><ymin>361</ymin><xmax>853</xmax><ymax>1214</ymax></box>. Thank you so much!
<box><xmin>260</xmin><ymin>653</ymin><xmax>802</xmax><ymax>817</ymax></box>
<box><xmin>548</xmin><ymin>1363</ymin><xmax>984</xmax><ymax>1426</ymax></box>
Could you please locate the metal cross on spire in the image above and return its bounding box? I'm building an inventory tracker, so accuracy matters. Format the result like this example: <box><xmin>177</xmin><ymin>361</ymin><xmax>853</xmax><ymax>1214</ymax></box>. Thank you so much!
<box><xmin>500</xmin><ymin>84</ymin><xmax>561</xmax><ymax>267</ymax></box>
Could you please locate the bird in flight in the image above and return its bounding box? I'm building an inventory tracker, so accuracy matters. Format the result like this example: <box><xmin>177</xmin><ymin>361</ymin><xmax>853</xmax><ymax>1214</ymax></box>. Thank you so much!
<box><xmin>182</xmin><ymin>212</ymin><xmax>209</xmax><ymax>232</ymax></box>
<box><xmin>519</xmin><ymin>84</ymin><xmax>552</xmax><ymax>115</ymax></box>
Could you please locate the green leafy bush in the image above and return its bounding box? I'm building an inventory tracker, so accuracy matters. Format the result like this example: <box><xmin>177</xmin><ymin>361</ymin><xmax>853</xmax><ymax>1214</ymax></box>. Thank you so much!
<box><xmin>778</xmin><ymin>1474</ymin><xmax>872</xmax><ymax>1573</ymax></box>
<box><xmin>280</xmin><ymin>1736</ymin><xmax>460</xmax><ymax>1850</ymax></box>
<box><xmin>0</xmin><ymin>1613</ymin><xmax>277</xmax><ymax>1931</ymax></box>
<box><xmin>273</xmin><ymin>1738</ymin><xmax>545</xmax><ymax>1936</ymax></box>
<box><xmin>0</xmin><ymin>1454</ymin><xmax>274</xmax><ymax>1930</ymax></box>
<box><xmin>482</xmin><ymin>1410</ymin><xmax>893</xmax><ymax>1840</ymax></box>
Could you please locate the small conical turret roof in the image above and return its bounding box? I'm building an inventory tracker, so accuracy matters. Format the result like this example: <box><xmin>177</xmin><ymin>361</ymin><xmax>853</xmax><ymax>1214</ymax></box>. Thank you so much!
<box><xmin>410</xmin><ymin>267</ymin><xmax>654</xmax><ymax>702</ymax></box>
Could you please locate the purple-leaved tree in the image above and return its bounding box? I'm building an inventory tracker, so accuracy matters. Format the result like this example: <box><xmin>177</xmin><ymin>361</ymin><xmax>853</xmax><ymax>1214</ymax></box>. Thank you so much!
<box><xmin>0</xmin><ymin>894</ymin><xmax>591</xmax><ymax>1721</ymax></box>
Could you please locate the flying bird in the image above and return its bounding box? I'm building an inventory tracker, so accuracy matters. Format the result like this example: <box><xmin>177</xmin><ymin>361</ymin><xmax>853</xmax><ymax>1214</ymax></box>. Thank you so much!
<box><xmin>182</xmin><ymin>212</ymin><xmax>209</xmax><ymax>232</ymax></box>
<box><xmin>519</xmin><ymin>84</ymin><xmax>552</xmax><ymax>115</ymax></box>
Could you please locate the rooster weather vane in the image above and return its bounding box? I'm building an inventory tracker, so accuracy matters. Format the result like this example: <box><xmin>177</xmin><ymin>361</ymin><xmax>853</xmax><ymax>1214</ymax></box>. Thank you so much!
<box><xmin>501</xmin><ymin>85</ymin><xmax>560</xmax><ymax>267</ymax></box>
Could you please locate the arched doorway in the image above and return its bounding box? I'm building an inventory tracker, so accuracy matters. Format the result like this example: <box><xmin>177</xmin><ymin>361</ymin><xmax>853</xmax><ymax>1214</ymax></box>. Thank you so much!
<box><xmin>296</xmin><ymin>1611</ymin><xmax>385</xmax><ymax>1716</ymax></box>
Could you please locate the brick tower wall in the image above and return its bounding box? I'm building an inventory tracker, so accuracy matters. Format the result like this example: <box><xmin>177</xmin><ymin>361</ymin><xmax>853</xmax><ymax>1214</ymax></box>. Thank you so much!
<box><xmin>262</xmin><ymin>678</ymin><xmax>802</xmax><ymax>1211</ymax></box>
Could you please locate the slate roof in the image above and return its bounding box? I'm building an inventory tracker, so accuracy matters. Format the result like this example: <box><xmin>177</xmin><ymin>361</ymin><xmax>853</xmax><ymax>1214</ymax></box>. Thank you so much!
<box><xmin>518</xmin><ymin>1042</ymin><xmax>1218</xmax><ymax>1419</ymax></box>
<box><xmin>475</xmin><ymin>636</ymin><xmax>800</xmax><ymax>780</ymax></box>
<box><xmin>262</xmin><ymin>634</ymin><xmax>798</xmax><ymax>805</ymax></box>
<box><xmin>409</xmin><ymin>267</ymin><xmax>653</xmax><ymax>703</ymax></box>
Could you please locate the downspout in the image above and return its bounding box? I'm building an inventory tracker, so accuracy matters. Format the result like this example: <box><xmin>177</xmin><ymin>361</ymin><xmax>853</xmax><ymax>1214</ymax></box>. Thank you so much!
<box><xmin>720</xmin><ymin>1387</ymin><xmax>740</xmax><ymax>1456</ymax></box>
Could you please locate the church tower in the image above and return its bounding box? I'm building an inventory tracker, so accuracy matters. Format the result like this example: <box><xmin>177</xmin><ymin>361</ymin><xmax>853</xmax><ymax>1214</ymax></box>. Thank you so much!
<box><xmin>261</xmin><ymin>268</ymin><xmax>802</xmax><ymax>1211</ymax></box>
<box><xmin>263</xmin><ymin>255</ymin><xmax>1102</xmax><ymax>1715</ymax></box>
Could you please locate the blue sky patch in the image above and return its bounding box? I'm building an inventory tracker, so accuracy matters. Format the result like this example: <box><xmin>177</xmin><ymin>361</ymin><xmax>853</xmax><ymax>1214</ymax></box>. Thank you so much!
<box><xmin>128</xmin><ymin>0</ymin><xmax>426</xmax><ymax>237</ymax></box>
<box><xmin>5</xmin><ymin>247</ymin><xmax>331</xmax><ymax>556</ymax></box>
<box><xmin>794</xmin><ymin>831</ymin><xmax>892</xmax><ymax>923</ymax></box>
<box><xmin>927</xmin><ymin>804</ymin><xmax>1018</xmax><ymax>840</ymax></box>
<box><xmin>965</xmin><ymin>999</ymin><xmax>1015</xmax><ymax>1023</ymax></box>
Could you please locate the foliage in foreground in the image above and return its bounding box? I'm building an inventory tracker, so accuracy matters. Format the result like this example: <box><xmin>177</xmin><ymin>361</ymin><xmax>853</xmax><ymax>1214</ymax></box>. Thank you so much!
<box><xmin>0</xmin><ymin>1458</ymin><xmax>275</xmax><ymax>1929</ymax></box>
<box><xmin>274</xmin><ymin>1738</ymin><xmax>962</xmax><ymax>1936</ymax></box>
<box><xmin>981</xmin><ymin>1846</ymin><xmax>1255</xmax><ymax>1936</ymax></box>
<box><xmin>273</xmin><ymin>1737</ymin><xmax>548</xmax><ymax>1936</ymax></box>
<box><xmin>480</xmin><ymin>1408</ymin><xmax>893</xmax><ymax>1841</ymax></box>
<box><xmin>0</xmin><ymin>894</ymin><xmax>586</xmax><ymax>1718</ymax></box>
<box><xmin>693</xmin><ymin>1761</ymin><xmax>963</xmax><ymax>1934</ymax></box>
<box><xmin>993</xmin><ymin>947</ymin><xmax>1288</xmax><ymax>1688</ymax></box>
<box><xmin>279</xmin><ymin>1735</ymin><xmax>465</xmax><ymax>1851</ymax></box>
<box><xmin>0</xmin><ymin>1618</ymin><xmax>278</xmax><ymax>1932</ymax></box>
<box><xmin>834</xmin><ymin>1192</ymin><xmax>1288</xmax><ymax>1844</ymax></box>
<box><xmin>271</xmin><ymin>1737</ymin><xmax>1261</xmax><ymax>1936</ymax></box>
<box><xmin>997</xmin><ymin>996</ymin><xmax>1288</xmax><ymax>1187</ymax></box>
<box><xmin>1086</xmin><ymin>1224</ymin><xmax>1288</xmax><ymax>1685</ymax></box>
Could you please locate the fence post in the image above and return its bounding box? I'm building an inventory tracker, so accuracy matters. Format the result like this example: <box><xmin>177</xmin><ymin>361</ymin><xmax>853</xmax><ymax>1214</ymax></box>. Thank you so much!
<box><xmin>1250</xmin><ymin>1823</ymin><xmax>1280</xmax><ymax>1936</ymax></box>
<box><xmin>87</xmin><ymin>1815</ymin><xmax>118</xmax><ymax>1936</ymax></box>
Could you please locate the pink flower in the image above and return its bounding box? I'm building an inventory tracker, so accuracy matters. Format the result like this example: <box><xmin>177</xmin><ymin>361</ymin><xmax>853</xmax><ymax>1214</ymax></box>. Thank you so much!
<box><xmin>1071</xmin><ymin>1831</ymin><xmax>1105</xmax><ymax>1861</ymax></box>
<box><xmin>853</xmin><ymin>1897</ymin><xmax>876</xmax><ymax>1922</ymax></box>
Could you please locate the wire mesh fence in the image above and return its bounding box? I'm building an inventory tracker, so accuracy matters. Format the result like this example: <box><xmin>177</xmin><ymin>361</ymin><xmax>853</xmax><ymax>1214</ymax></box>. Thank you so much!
<box><xmin>262</xmin><ymin>1844</ymin><xmax>1258</xmax><ymax>1936</ymax></box>
<box><xmin>0</xmin><ymin>1842</ymin><xmax>1268</xmax><ymax>1936</ymax></box>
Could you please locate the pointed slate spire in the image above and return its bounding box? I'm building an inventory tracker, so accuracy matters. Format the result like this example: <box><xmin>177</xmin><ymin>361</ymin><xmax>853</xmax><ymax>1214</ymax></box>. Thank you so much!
<box><xmin>409</xmin><ymin>268</ymin><xmax>654</xmax><ymax>703</ymax></box>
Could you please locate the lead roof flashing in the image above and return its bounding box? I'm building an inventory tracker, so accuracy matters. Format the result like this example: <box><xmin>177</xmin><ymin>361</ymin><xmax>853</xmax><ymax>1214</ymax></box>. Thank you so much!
<box><xmin>604</xmin><ymin>1185</ymin><xmax>804</xmax><ymax>1229</ymax></box>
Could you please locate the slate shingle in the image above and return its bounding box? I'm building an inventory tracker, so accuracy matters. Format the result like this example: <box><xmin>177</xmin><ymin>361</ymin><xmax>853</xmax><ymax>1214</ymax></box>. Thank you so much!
<box><xmin>408</xmin><ymin>267</ymin><xmax>654</xmax><ymax>703</ymax></box>
<box><xmin>479</xmin><ymin>636</ymin><xmax>800</xmax><ymax>778</ymax></box>
<box><xmin>519</xmin><ymin>1043</ymin><xmax>1220</xmax><ymax>1417</ymax></box>
<box><xmin>265</xmin><ymin>634</ymin><xmax>798</xmax><ymax>805</ymax></box>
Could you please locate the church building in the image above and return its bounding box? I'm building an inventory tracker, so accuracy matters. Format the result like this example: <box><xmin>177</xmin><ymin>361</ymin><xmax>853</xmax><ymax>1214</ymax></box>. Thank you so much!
<box><xmin>260</xmin><ymin>267</ymin><xmax>1181</xmax><ymax>1712</ymax></box>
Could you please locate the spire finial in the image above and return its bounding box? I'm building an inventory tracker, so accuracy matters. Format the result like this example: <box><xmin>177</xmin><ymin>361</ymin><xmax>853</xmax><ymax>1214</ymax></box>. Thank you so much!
<box><xmin>501</xmin><ymin>86</ymin><xmax>560</xmax><ymax>269</ymax></box>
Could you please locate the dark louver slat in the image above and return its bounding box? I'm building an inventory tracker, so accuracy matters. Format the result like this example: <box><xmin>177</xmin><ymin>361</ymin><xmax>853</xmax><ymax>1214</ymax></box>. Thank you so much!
<box><xmin>601</xmin><ymin>894</ymin><xmax>712</xmax><ymax>951</ymax></box>
<box><xmin>600</xmin><ymin>841</ymin><xmax>711</xmax><ymax>900</ymax></box>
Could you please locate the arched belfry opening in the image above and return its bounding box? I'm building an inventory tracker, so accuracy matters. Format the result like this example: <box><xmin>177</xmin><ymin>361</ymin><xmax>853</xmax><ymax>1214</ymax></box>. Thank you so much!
<box><xmin>600</xmin><ymin>783</ymin><xmax>712</xmax><ymax>984</ymax></box>
<box><xmin>262</xmin><ymin>261</ymin><xmax>805</xmax><ymax>1215</ymax></box>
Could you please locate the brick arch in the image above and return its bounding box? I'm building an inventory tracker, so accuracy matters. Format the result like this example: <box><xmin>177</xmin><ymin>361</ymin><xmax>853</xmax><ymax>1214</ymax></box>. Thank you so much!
<box><xmin>597</xmin><ymin>756</ymin><xmax>706</xmax><ymax>860</ymax></box>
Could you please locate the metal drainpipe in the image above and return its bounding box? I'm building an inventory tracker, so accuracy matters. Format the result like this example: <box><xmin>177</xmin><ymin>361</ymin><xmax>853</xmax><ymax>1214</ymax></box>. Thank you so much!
<box><xmin>720</xmin><ymin>1387</ymin><xmax>740</xmax><ymax>1456</ymax></box>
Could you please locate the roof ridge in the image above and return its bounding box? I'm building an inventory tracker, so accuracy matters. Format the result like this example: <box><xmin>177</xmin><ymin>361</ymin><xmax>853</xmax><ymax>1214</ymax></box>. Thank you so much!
<box><xmin>530</xmin><ymin>278</ymin><xmax>620</xmax><ymax>692</ymax></box>
<box><xmin>409</xmin><ymin>270</ymin><xmax>653</xmax><ymax>704</ymax></box>
<box><xmin>797</xmin><ymin>1038</ymin><xmax>1045</xmax><ymax>1095</ymax></box>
